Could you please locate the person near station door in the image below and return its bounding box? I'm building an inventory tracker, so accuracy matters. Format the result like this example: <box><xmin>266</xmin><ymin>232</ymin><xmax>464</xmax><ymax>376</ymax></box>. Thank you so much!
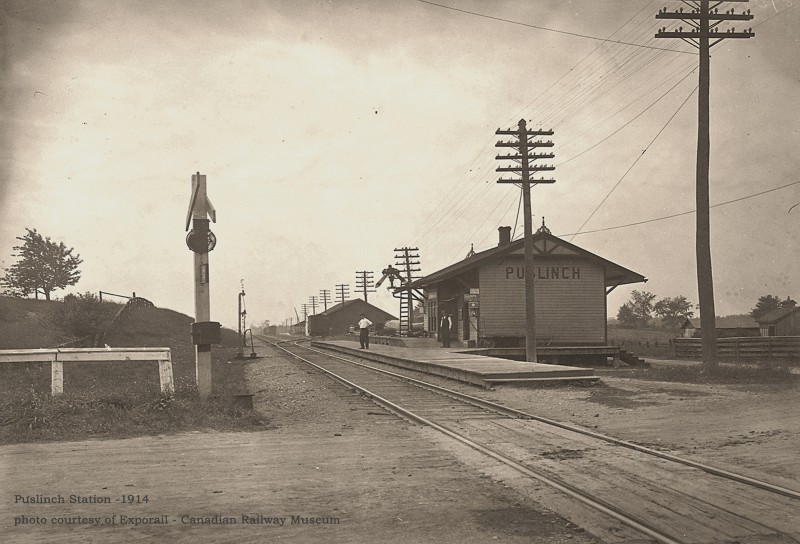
<box><xmin>440</xmin><ymin>312</ymin><xmax>452</xmax><ymax>348</ymax></box>
<box><xmin>357</xmin><ymin>313</ymin><xmax>373</xmax><ymax>349</ymax></box>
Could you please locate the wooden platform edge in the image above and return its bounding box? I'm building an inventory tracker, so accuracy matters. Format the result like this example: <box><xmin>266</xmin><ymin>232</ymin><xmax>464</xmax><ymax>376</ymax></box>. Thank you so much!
<box><xmin>311</xmin><ymin>342</ymin><xmax>601</xmax><ymax>388</ymax></box>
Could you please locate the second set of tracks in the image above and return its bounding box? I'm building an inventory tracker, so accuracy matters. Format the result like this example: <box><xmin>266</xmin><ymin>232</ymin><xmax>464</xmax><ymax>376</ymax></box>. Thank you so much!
<box><xmin>260</xmin><ymin>337</ymin><xmax>799</xmax><ymax>544</ymax></box>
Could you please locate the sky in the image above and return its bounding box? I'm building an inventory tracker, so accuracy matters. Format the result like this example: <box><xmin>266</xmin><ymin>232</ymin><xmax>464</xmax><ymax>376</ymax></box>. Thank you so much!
<box><xmin>1</xmin><ymin>0</ymin><xmax>798</xmax><ymax>329</ymax></box>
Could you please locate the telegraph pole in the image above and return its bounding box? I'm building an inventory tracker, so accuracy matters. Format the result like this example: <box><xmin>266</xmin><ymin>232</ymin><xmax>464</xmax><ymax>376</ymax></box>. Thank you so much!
<box><xmin>496</xmin><ymin>121</ymin><xmax>555</xmax><ymax>363</ymax></box>
<box><xmin>308</xmin><ymin>296</ymin><xmax>318</xmax><ymax>315</ymax></box>
<box><xmin>335</xmin><ymin>283</ymin><xmax>350</xmax><ymax>305</ymax></box>
<box><xmin>185</xmin><ymin>172</ymin><xmax>219</xmax><ymax>402</ymax></box>
<box><xmin>656</xmin><ymin>1</ymin><xmax>754</xmax><ymax>370</ymax></box>
<box><xmin>394</xmin><ymin>247</ymin><xmax>422</xmax><ymax>337</ymax></box>
<box><xmin>355</xmin><ymin>271</ymin><xmax>376</xmax><ymax>302</ymax></box>
<box><xmin>320</xmin><ymin>289</ymin><xmax>331</xmax><ymax>312</ymax></box>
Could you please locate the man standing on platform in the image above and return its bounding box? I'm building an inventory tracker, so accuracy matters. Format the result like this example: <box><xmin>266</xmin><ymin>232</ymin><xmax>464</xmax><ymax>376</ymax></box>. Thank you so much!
<box><xmin>357</xmin><ymin>313</ymin><xmax>372</xmax><ymax>349</ymax></box>
<box><xmin>440</xmin><ymin>312</ymin><xmax>452</xmax><ymax>348</ymax></box>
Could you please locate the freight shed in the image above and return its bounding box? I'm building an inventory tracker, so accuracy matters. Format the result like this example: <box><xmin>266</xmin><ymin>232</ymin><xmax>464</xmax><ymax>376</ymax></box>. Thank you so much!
<box><xmin>307</xmin><ymin>299</ymin><xmax>396</xmax><ymax>337</ymax></box>
<box><xmin>409</xmin><ymin>222</ymin><xmax>647</xmax><ymax>348</ymax></box>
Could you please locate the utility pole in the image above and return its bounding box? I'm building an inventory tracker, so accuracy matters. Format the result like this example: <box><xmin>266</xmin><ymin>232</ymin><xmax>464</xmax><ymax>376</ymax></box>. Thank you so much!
<box><xmin>308</xmin><ymin>296</ymin><xmax>318</xmax><ymax>315</ymax></box>
<box><xmin>496</xmin><ymin>120</ymin><xmax>555</xmax><ymax>363</ymax></box>
<box><xmin>301</xmin><ymin>304</ymin><xmax>309</xmax><ymax>321</ymax></box>
<box><xmin>656</xmin><ymin>1</ymin><xmax>754</xmax><ymax>370</ymax></box>
<box><xmin>355</xmin><ymin>271</ymin><xmax>375</xmax><ymax>302</ymax></box>
<box><xmin>394</xmin><ymin>248</ymin><xmax>422</xmax><ymax>337</ymax></box>
<box><xmin>185</xmin><ymin>172</ymin><xmax>219</xmax><ymax>402</ymax></box>
<box><xmin>237</xmin><ymin>280</ymin><xmax>247</xmax><ymax>358</ymax></box>
<box><xmin>319</xmin><ymin>289</ymin><xmax>331</xmax><ymax>312</ymax></box>
<box><xmin>335</xmin><ymin>283</ymin><xmax>350</xmax><ymax>305</ymax></box>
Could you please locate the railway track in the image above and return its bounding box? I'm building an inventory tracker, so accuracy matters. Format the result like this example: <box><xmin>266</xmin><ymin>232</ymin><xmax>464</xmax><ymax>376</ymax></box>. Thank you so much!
<box><xmin>259</xmin><ymin>337</ymin><xmax>800</xmax><ymax>544</ymax></box>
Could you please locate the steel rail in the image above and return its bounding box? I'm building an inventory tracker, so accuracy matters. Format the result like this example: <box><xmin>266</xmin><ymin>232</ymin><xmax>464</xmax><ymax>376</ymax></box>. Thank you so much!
<box><xmin>268</xmin><ymin>338</ymin><xmax>683</xmax><ymax>544</ymax></box>
<box><xmin>272</xmin><ymin>337</ymin><xmax>800</xmax><ymax>502</ymax></box>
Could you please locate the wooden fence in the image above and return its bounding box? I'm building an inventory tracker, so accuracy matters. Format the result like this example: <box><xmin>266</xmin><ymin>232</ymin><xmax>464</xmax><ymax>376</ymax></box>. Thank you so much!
<box><xmin>673</xmin><ymin>336</ymin><xmax>800</xmax><ymax>360</ymax></box>
<box><xmin>0</xmin><ymin>347</ymin><xmax>174</xmax><ymax>395</ymax></box>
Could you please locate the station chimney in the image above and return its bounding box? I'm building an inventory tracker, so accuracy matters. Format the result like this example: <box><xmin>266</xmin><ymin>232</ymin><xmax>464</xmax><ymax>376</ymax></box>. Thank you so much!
<box><xmin>498</xmin><ymin>226</ymin><xmax>511</xmax><ymax>246</ymax></box>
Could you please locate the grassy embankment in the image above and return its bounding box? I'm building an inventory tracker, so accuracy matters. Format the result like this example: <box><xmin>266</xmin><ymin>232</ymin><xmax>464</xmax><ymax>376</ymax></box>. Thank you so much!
<box><xmin>0</xmin><ymin>296</ymin><xmax>268</xmax><ymax>444</ymax></box>
<box><xmin>606</xmin><ymin>324</ymin><xmax>798</xmax><ymax>385</ymax></box>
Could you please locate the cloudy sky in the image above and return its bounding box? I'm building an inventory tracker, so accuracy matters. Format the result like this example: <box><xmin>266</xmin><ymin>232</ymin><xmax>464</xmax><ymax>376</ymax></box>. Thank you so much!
<box><xmin>2</xmin><ymin>0</ymin><xmax>798</xmax><ymax>328</ymax></box>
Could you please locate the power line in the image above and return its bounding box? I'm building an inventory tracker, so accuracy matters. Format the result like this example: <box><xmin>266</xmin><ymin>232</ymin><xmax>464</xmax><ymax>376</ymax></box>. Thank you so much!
<box><xmin>559</xmin><ymin>66</ymin><xmax>697</xmax><ymax>166</ymax></box>
<box><xmin>416</xmin><ymin>7</ymin><xmax>687</xmax><ymax>252</ymax></box>
<box><xmin>416</xmin><ymin>0</ymin><xmax>696</xmax><ymax>54</ymax></box>
<box><xmin>559</xmin><ymin>179</ymin><xmax>800</xmax><ymax>237</ymax></box>
<box><xmin>569</xmin><ymin>83</ymin><xmax>699</xmax><ymax>241</ymax></box>
<box><xmin>507</xmin><ymin>0</ymin><xmax>660</xmax><ymax>125</ymax></box>
<box><xmin>752</xmin><ymin>3</ymin><xmax>797</xmax><ymax>28</ymax></box>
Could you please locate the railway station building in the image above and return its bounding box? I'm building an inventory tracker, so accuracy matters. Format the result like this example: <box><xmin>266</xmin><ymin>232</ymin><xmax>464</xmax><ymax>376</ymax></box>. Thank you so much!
<box><xmin>410</xmin><ymin>222</ymin><xmax>647</xmax><ymax>348</ymax></box>
<box><xmin>307</xmin><ymin>299</ymin><xmax>396</xmax><ymax>337</ymax></box>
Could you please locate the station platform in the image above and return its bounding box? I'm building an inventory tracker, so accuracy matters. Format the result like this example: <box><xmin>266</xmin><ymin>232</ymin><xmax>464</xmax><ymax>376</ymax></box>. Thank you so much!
<box><xmin>309</xmin><ymin>338</ymin><xmax>600</xmax><ymax>388</ymax></box>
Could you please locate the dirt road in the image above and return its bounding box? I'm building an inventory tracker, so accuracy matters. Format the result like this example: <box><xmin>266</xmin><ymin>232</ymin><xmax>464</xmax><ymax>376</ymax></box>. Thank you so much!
<box><xmin>1</xmin><ymin>351</ymin><xmax>596</xmax><ymax>543</ymax></box>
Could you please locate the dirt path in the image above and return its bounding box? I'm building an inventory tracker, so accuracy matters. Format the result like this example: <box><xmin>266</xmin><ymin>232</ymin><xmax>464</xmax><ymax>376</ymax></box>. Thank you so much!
<box><xmin>1</xmin><ymin>350</ymin><xmax>597</xmax><ymax>543</ymax></box>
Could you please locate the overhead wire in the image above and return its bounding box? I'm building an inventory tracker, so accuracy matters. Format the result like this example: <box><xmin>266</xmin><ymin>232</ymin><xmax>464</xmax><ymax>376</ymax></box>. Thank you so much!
<box><xmin>568</xmin><ymin>83</ymin><xmax>699</xmax><ymax>241</ymax></box>
<box><xmin>557</xmin><ymin>53</ymin><xmax>695</xmax><ymax>155</ymax></box>
<box><xmin>422</xmin><ymin>1</ymin><xmax>798</xmax><ymax>261</ymax></box>
<box><xmin>416</xmin><ymin>5</ymin><xmax>676</xmax><ymax>249</ymax></box>
<box><xmin>559</xmin><ymin>65</ymin><xmax>697</xmax><ymax>166</ymax></box>
<box><xmin>559</xmin><ymin>179</ymin><xmax>800</xmax><ymax>237</ymax></box>
<box><xmin>412</xmin><ymin>1</ymin><xmax>710</xmax><ymax>265</ymax></box>
<box><xmin>415</xmin><ymin>0</ymin><xmax>696</xmax><ymax>54</ymax></box>
<box><xmin>518</xmin><ymin>1</ymin><xmax>663</xmax><ymax>124</ymax></box>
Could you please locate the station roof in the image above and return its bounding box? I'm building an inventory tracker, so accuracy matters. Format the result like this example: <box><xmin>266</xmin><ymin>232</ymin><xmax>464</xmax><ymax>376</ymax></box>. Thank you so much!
<box><xmin>316</xmin><ymin>299</ymin><xmax>397</xmax><ymax>321</ymax></box>
<box><xmin>408</xmin><ymin>229</ymin><xmax>647</xmax><ymax>290</ymax></box>
<box><xmin>756</xmin><ymin>305</ymin><xmax>800</xmax><ymax>325</ymax></box>
<box><xmin>683</xmin><ymin>316</ymin><xmax>760</xmax><ymax>329</ymax></box>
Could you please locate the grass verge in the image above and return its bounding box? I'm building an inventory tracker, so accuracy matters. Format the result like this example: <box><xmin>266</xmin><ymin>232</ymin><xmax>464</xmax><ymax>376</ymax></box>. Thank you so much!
<box><xmin>0</xmin><ymin>380</ymin><xmax>269</xmax><ymax>445</ymax></box>
<box><xmin>0</xmin><ymin>346</ymin><xmax>268</xmax><ymax>444</ymax></box>
<box><xmin>601</xmin><ymin>361</ymin><xmax>799</xmax><ymax>385</ymax></box>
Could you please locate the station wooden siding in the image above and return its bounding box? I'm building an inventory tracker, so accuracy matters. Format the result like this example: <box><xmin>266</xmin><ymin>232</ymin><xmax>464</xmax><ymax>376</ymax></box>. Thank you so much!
<box><xmin>479</xmin><ymin>255</ymin><xmax>606</xmax><ymax>344</ymax></box>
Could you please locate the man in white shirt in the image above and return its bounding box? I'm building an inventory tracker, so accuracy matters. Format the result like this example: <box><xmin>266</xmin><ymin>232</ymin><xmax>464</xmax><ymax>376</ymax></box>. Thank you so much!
<box><xmin>357</xmin><ymin>313</ymin><xmax>373</xmax><ymax>349</ymax></box>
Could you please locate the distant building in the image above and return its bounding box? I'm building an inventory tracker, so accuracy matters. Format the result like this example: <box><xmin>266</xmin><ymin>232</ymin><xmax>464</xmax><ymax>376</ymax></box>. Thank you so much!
<box><xmin>756</xmin><ymin>297</ymin><xmax>800</xmax><ymax>336</ymax></box>
<box><xmin>408</xmin><ymin>222</ymin><xmax>646</xmax><ymax>347</ymax></box>
<box><xmin>291</xmin><ymin>320</ymin><xmax>306</xmax><ymax>336</ymax></box>
<box><xmin>307</xmin><ymin>299</ymin><xmax>397</xmax><ymax>337</ymax></box>
<box><xmin>681</xmin><ymin>316</ymin><xmax>760</xmax><ymax>338</ymax></box>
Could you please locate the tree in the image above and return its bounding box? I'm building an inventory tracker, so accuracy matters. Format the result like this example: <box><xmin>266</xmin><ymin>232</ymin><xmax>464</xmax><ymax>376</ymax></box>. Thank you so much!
<box><xmin>616</xmin><ymin>303</ymin><xmax>638</xmax><ymax>328</ymax></box>
<box><xmin>616</xmin><ymin>290</ymin><xmax>657</xmax><ymax>328</ymax></box>
<box><xmin>1</xmin><ymin>228</ymin><xmax>82</xmax><ymax>300</ymax></box>
<box><xmin>654</xmin><ymin>295</ymin><xmax>695</xmax><ymax>330</ymax></box>
<box><xmin>617</xmin><ymin>291</ymin><xmax>656</xmax><ymax>328</ymax></box>
<box><xmin>750</xmin><ymin>295</ymin><xmax>781</xmax><ymax>319</ymax></box>
<box><xmin>54</xmin><ymin>292</ymin><xmax>117</xmax><ymax>341</ymax></box>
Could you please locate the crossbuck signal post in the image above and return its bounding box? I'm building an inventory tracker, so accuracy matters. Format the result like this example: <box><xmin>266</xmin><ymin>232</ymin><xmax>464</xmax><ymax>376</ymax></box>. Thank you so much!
<box><xmin>496</xmin><ymin>120</ymin><xmax>555</xmax><ymax>363</ymax></box>
<box><xmin>355</xmin><ymin>271</ymin><xmax>376</xmax><ymax>302</ymax></box>
<box><xmin>656</xmin><ymin>0</ymin><xmax>754</xmax><ymax>370</ymax></box>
